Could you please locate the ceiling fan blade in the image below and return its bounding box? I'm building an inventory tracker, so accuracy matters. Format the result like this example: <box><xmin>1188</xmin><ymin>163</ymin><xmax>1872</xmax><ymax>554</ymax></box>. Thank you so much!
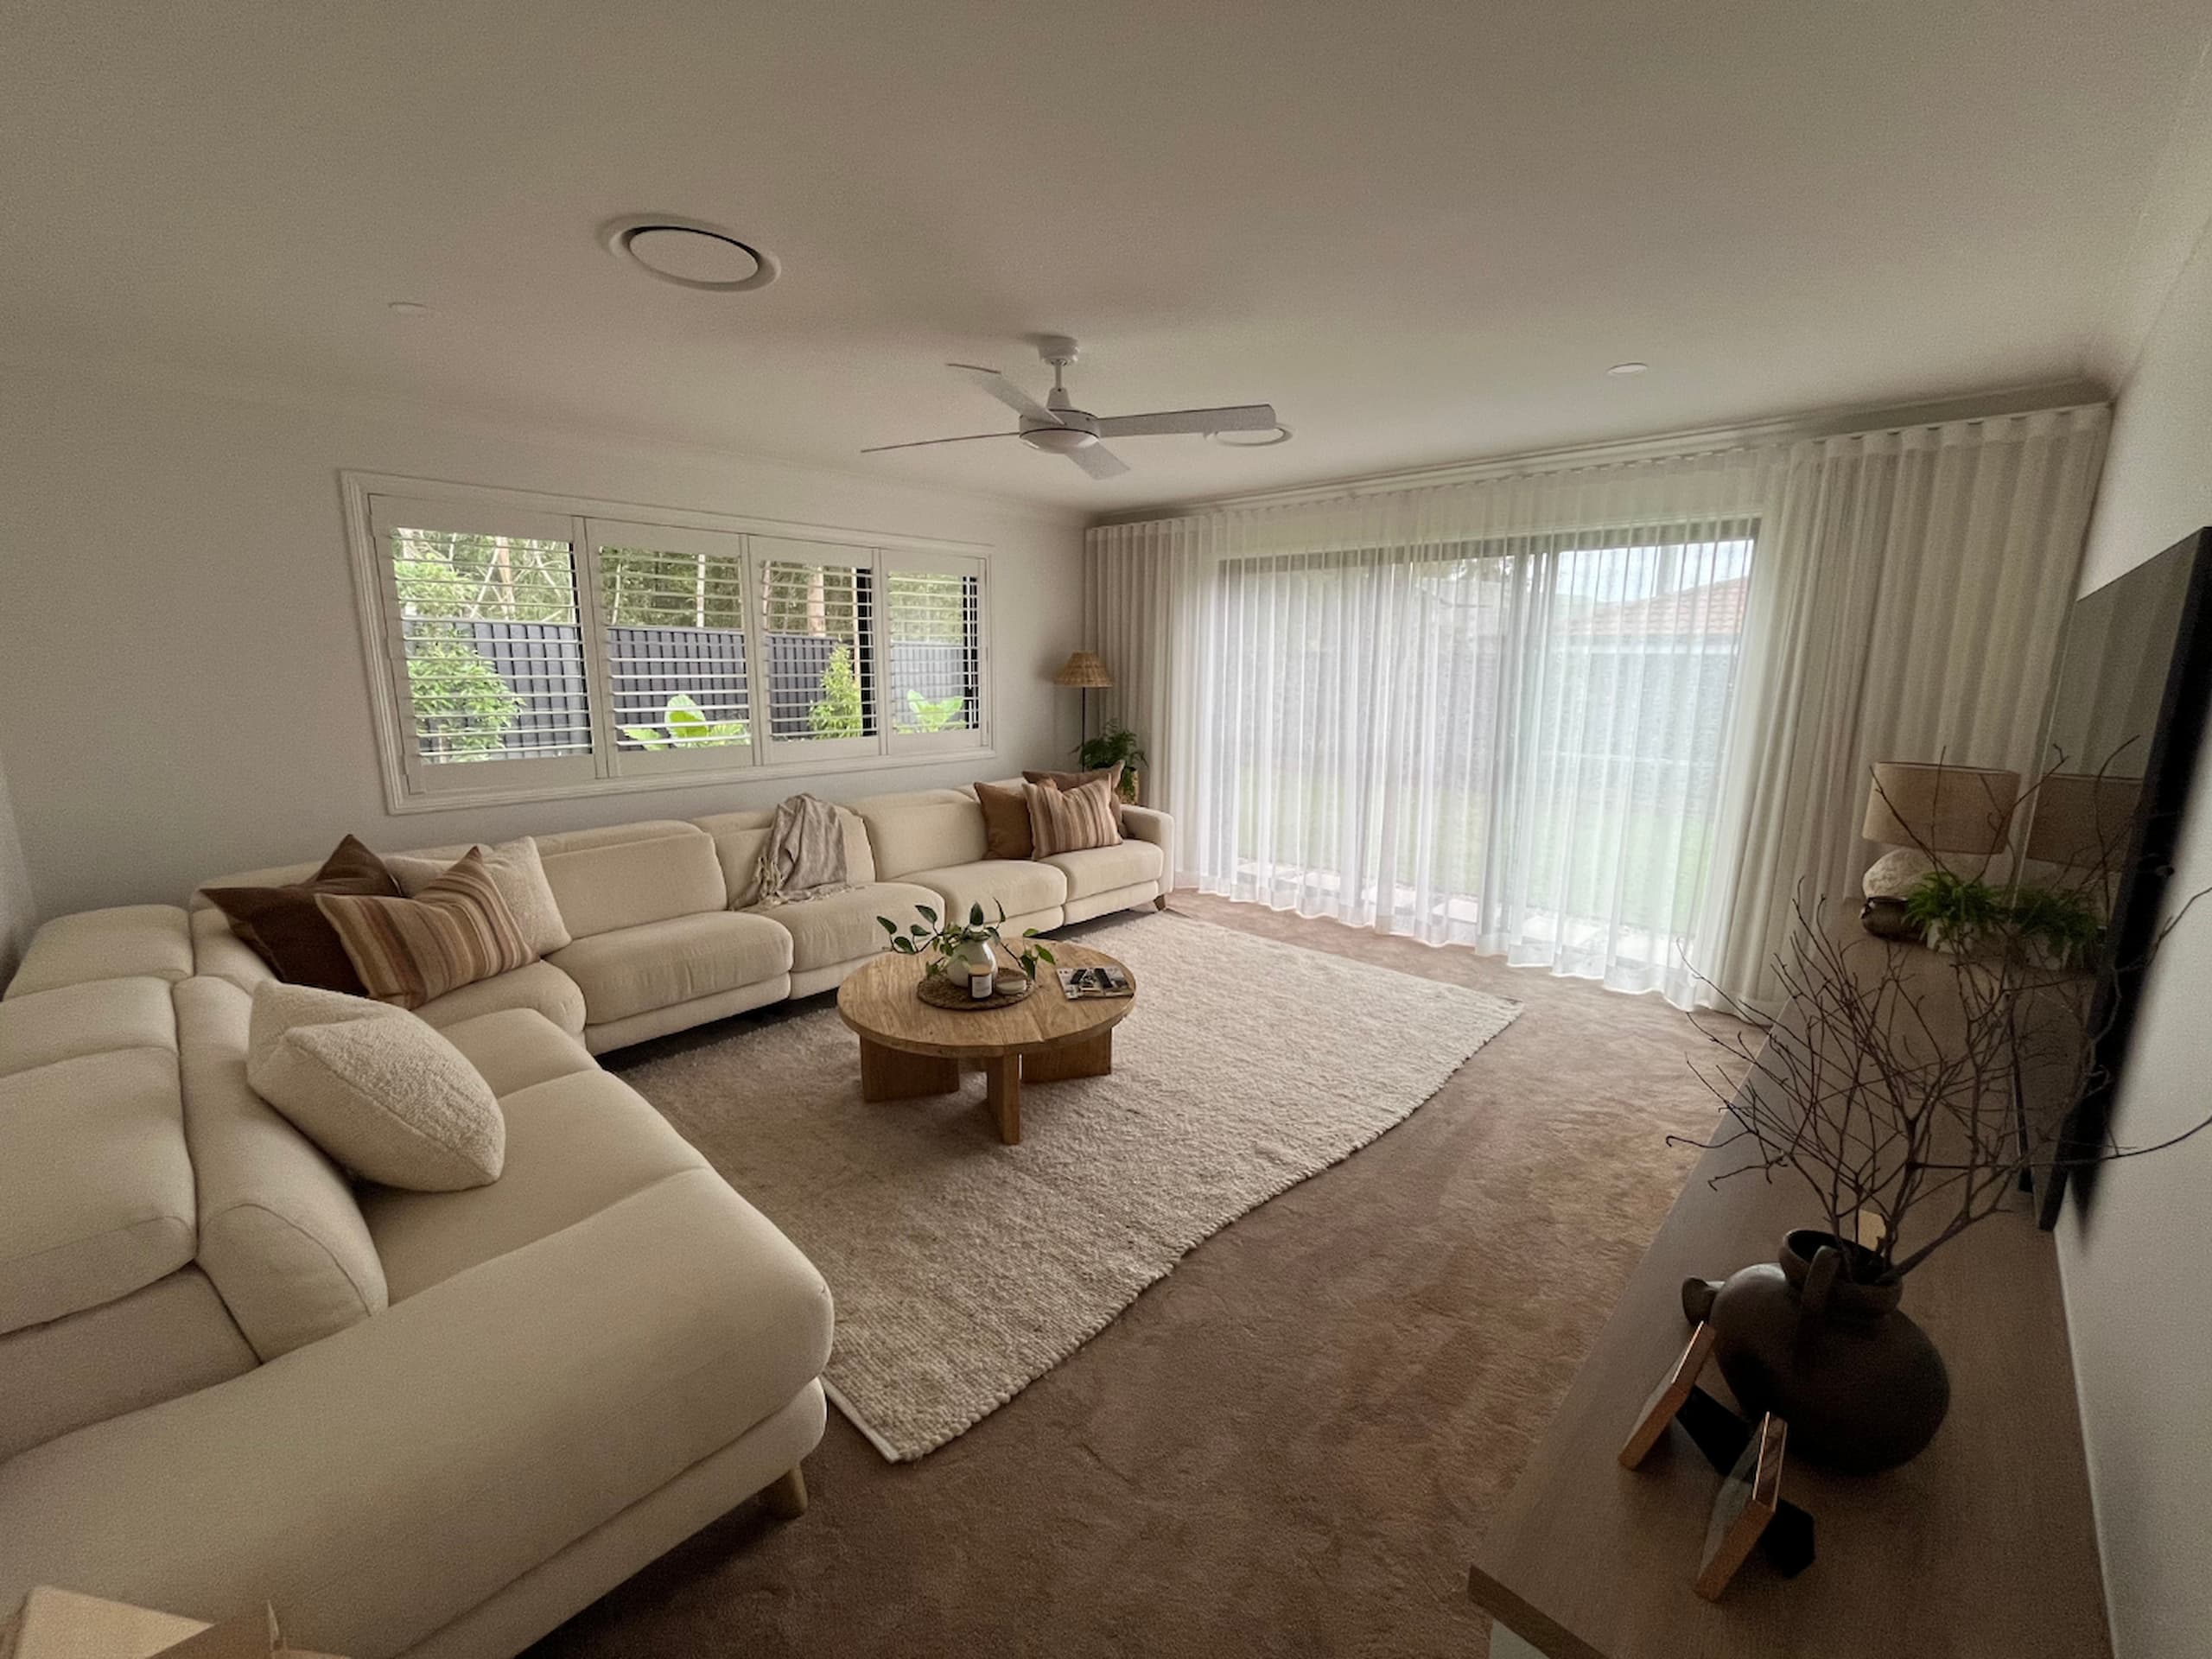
<box><xmin>1068</xmin><ymin>442</ymin><xmax>1131</xmax><ymax>480</ymax></box>
<box><xmin>947</xmin><ymin>363</ymin><xmax>1059</xmax><ymax>425</ymax></box>
<box><xmin>1095</xmin><ymin>403</ymin><xmax>1278</xmax><ymax>438</ymax></box>
<box><xmin>861</xmin><ymin>432</ymin><xmax>1019</xmax><ymax>454</ymax></box>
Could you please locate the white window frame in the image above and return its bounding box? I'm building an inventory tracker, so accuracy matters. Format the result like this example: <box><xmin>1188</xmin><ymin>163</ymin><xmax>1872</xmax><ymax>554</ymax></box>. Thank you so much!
<box><xmin>880</xmin><ymin>549</ymin><xmax>991</xmax><ymax>758</ymax></box>
<box><xmin>345</xmin><ymin>473</ymin><xmax>994</xmax><ymax>813</ymax></box>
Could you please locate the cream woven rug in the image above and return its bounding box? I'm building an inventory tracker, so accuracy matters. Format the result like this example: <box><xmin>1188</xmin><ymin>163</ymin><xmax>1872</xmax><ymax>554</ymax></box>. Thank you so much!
<box><xmin>615</xmin><ymin>911</ymin><xmax>1521</xmax><ymax>1460</ymax></box>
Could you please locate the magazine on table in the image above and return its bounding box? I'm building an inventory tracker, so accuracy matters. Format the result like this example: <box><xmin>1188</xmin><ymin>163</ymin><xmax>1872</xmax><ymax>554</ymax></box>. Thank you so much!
<box><xmin>1058</xmin><ymin>964</ymin><xmax>1133</xmax><ymax>1000</ymax></box>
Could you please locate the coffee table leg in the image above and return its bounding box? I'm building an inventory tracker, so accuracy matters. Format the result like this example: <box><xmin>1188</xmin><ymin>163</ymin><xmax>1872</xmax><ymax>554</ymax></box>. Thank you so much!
<box><xmin>984</xmin><ymin>1054</ymin><xmax>1021</xmax><ymax>1145</ymax></box>
<box><xmin>1022</xmin><ymin>1029</ymin><xmax>1114</xmax><ymax>1084</ymax></box>
<box><xmin>859</xmin><ymin>1038</ymin><xmax>959</xmax><ymax>1103</ymax></box>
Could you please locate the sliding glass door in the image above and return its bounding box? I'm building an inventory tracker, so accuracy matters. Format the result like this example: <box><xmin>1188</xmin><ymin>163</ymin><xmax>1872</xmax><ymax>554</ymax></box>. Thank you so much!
<box><xmin>1192</xmin><ymin>524</ymin><xmax>1755</xmax><ymax>998</ymax></box>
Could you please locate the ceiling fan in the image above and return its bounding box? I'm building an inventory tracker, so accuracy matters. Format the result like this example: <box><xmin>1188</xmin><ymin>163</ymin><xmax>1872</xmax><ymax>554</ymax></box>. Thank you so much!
<box><xmin>862</xmin><ymin>335</ymin><xmax>1281</xmax><ymax>480</ymax></box>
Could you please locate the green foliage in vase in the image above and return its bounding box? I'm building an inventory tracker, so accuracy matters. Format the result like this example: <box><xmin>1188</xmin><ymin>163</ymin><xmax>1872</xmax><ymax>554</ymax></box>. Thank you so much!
<box><xmin>878</xmin><ymin>900</ymin><xmax>1057</xmax><ymax>983</ymax></box>
<box><xmin>1076</xmin><ymin>720</ymin><xmax>1147</xmax><ymax>803</ymax></box>
<box><xmin>619</xmin><ymin>691</ymin><xmax>748</xmax><ymax>750</ymax></box>
<box><xmin>1903</xmin><ymin>869</ymin><xmax>2009</xmax><ymax>950</ymax></box>
<box><xmin>2005</xmin><ymin>885</ymin><xmax>2104</xmax><ymax>969</ymax></box>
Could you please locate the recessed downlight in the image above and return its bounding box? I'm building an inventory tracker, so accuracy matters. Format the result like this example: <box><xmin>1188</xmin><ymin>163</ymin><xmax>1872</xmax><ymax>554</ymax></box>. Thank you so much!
<box><xmin>1606</xmin><ymin>361</ymin><xmax>1650</xmax><ymax>377</ymax></box>
<box><xmin>387</xmin><ymin>300</ymin><xmax>432</xmax><ymax>318</ymax></box>
<box><xmin>601</xmin><ymin>215</ymin><xmax>779</xmax><ymax>292</ymax></box>
<box><xmin>1208</xmin><ymin>423</ymin><xmax>1293</xmax><ymax>447</ymax></box>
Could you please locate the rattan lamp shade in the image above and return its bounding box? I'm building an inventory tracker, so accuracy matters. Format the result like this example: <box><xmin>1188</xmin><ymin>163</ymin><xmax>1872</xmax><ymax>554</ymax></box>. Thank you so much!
<box><xmin>2025</xmin><ymin>772</ymin><xmax>2142</xmax><ymax>869</ymax></box>
<box><xmin>1052</xmin><ymin>652</ymin><xmax>1115</xmax><ymax>690</ymax></box>
<box><xmin>1860</xmin><ymin>762</ymin><xmax>2022</xmax><ymax>855</ymax></box>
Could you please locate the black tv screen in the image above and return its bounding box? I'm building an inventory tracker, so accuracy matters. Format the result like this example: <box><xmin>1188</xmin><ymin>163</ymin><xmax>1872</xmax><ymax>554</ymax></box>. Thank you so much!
<box><xmin>2038</xmin><ymin>526</ymin><xmax>2212</xmax><ymax>1225</ymax></box>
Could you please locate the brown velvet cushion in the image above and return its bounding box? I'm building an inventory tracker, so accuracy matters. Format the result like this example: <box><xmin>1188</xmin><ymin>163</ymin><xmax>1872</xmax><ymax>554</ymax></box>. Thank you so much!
<box><xmin>975</xmin><ymin>780</ymin><xmax>1035</xmax><ymax>860</ymax></box>
<box><xmin>1023</xmin><ymin>762</ymin><xmax>1123</xmax><ymax>797</ymax></box>
<box><xmin>206</xmin><ymin>835</ymin><xmax>399</xmax><ymax>995</ymax></box>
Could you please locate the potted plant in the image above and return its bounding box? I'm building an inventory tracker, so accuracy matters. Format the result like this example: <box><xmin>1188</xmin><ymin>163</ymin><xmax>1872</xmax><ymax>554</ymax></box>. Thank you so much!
<box><xmin>1076</xmin><ymin>721</ymin><xmax>1147</xmax><ymax>804</ymax></box>
<box><xmin>878</xmin><ymin>901</ymin><xmax>1056</xmax><ymax>995</ymax></box>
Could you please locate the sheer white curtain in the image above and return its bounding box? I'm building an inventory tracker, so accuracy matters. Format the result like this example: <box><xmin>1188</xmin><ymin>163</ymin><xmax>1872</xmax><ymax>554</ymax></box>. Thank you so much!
<box><xmin>1093</xmin><ymin>448</ymin><xmax>1778</xmax><ymax>1002</ymax></box>
<box><xmin>1704</xmin><ymin>406</ymin><xmax>2109</xmax><ymax>1008</ymax></box>
<box><xmin>1090</xmin><ymin>404</ymin><xmax>2109</xmax><ymax>1012</ymax></box>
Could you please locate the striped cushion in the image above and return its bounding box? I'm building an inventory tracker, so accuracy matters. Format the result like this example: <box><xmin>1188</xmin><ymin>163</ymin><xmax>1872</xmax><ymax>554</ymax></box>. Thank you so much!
<box><xmin>316</xmin><ymin>849</ymin><xmax>534</xmax><ymax>1011</ymax></box>
<box><xmin>1025</xmin><ymin>778</ymin><xmax>1123</xmax><ymax>856</ymax></box>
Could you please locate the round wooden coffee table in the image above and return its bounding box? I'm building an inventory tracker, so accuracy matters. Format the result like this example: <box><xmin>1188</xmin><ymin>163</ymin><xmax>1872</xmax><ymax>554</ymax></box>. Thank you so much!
<box><xmin>836</xmin><ymin>942</ymin><xmax>1137</xmax><ymax>1145</ymax></box>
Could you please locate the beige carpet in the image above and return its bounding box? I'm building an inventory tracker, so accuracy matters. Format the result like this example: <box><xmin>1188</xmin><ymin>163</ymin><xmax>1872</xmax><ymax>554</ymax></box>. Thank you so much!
<box><xmin>552</xmin><ymin>895</ymin><xmax>1745</xmax><ymax>1659</ymax></box>
<box><xmin>618</xmin><ymin>910</ymin><xmax>1520</xmax><ymax>1460</ymax></box>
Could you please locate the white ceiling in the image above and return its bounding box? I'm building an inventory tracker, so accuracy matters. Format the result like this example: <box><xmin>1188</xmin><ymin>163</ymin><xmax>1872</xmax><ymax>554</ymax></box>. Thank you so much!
<box><xmin>4</xmin><ymin>1</ymin><xmax>2206</xmax><ymax>513</ymax></box>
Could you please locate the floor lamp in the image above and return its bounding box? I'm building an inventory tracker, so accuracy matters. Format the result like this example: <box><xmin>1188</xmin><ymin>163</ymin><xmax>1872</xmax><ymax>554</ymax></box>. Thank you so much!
<box><xmin>1053</xmin><ymin>652</ymin><xmax>1114</xmax><ymax>751</ymax></box>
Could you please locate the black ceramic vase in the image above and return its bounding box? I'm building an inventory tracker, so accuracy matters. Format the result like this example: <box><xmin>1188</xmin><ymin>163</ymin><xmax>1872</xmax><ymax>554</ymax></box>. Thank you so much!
<box><xmin>1702</xmin><ymin>1228</ymin><xmax>1950</xmax><ymax>1475</ymax></box>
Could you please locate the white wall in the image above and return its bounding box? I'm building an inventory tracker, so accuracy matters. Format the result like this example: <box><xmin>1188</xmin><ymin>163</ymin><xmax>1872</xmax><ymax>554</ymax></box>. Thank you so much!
<box><xmin>0</xmin><ymin>369</ymin><xmax>1086</xmax><ymax>918</ymax></box>
<box><xmin>2058</xmin><ymin>218</ymin><xmax>2212</xmax><ymax>1657</ymax></box>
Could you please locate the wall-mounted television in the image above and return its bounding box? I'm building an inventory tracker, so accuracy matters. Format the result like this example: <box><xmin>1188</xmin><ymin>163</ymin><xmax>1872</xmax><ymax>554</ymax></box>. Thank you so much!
<box><xmin>2037</xmin><ymin>526</ymin><xmax>2212</xmax><ymax>1226</ymax></box>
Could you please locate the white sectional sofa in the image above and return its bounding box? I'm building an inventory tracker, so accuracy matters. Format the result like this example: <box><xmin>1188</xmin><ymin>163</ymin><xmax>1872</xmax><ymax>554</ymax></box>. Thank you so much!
<box><xmin>0</xmin><ymin>781</ymin><xmax>1173</xmax><ymax>1658</ymax></box>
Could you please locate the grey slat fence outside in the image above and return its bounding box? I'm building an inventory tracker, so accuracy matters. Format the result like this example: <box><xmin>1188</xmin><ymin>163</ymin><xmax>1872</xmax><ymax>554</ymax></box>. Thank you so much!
<box><xmin>433</xmin><ymin>623</ymin><xmax>972</xmax><ymax>755</ymax></box>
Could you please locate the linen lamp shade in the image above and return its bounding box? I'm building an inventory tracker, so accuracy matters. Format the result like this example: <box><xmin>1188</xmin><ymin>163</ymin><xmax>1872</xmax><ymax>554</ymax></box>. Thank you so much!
<box><xmin>1861</xmin><ymin>762</ymin><xmax>2021</xmax><ymax>856</ymax></box>
<box><xmin>2025</xmin><ymin>772</ymin><xmax>2142</xmax><ymax>870</ymax></box>
<box><xmin>1052</xmin><ymin>652</ymin><xmax>1115</xmax><ymax>690</ymax></box>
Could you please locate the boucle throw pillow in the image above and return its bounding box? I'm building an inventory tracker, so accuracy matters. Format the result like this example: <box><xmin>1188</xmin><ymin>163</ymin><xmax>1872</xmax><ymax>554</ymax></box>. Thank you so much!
<box><xmin>246</xmin><ymin>982</ymin><xmax>504</xmax><ymax>1190</ymax></box>
<box><xmin>1026</xmin><ymin>777</ymin><xmax>1125</xmax><ymax>856</ymax></box>
<box><xmin>385</xmin><ymin>837</ymin><xmax>570</xmax><ymax>957</ymax></box>
<box><xmin>206</xmin><ymin>834</ymin><xmax>400</xmax><ymax>995</ymax></box>
<box><xmin>975</xmin><ymin>780</ymin><xmax>1035</xmax><ymax>860</ymax></box>
<box><xmin>315</xmin><ymin>849</ymin><xmax>533</xmax><ymax>1011</ymax></box>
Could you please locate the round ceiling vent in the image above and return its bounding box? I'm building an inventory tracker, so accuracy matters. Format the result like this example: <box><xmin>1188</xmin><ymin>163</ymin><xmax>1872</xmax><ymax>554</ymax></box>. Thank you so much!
<box><xmin>601</xmin><ymin>216</ymin><xmax>779</xmax><ymax>292</ymax></box>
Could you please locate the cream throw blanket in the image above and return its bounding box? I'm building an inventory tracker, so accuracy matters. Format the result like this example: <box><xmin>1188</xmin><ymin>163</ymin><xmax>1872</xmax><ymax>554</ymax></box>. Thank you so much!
<box><xmin>755</xmin><ymin>793</ymin><xmax>852</xmax><ymax>906</ymax></box>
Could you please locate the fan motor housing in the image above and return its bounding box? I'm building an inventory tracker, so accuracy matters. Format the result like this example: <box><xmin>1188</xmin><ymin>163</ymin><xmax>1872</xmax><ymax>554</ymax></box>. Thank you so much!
<box><xmin>1021</xmin><ymin>410</ymin><xmax>1100</xmax><ymax>451</ymax></box>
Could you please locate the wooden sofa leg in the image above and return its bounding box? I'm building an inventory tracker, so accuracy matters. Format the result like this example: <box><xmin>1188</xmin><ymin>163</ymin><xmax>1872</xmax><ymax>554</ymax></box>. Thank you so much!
<box><xmin>762</xmin><ymin>1464</ymin><xmax>808</xmax><ymax>1519</ymax></box>
<box><xmin>1153</xmin><ymin>893</ymin><xmax>1169</xmax><ymax>911</ymax></box>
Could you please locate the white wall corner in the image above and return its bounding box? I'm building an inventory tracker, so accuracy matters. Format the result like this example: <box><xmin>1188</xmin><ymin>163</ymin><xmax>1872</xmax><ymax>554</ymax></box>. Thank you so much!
<box><xmin>2084</xmin><ymin>28</ymin><xmax>2212</xmax><ymax>387</ymax></box>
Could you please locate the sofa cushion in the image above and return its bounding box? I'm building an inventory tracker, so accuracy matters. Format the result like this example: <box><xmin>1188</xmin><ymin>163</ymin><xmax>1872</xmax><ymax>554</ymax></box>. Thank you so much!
<box><xmin>0</xmin><ymin>1268</ymin><xmax>256</xmax><ymax>1465</ymax></box>
<box><xmin>0</xmin><ymin>1048</ymin><xmax>195</xmax><ymax>1335</ymax></box>
<box><xmin>749</xmin><ymin>882</ymin><xmax>938</xmax><ymax>974</ymax></box>
<box><xmin>855</xmin><ymin>789</ymin><xmax>988</xmax><ymax>880</ymax></box>
<box><xmin>696</xmin><ymin>805</ymin><xmax>878</xmax><ymax>908</ymax></box>
<box><xmin>416</xmin><ymin>958</ymin><xmax>586</xmax><ymax>1037</ymax></box>
<box><xmin>548</xmin><ymin>911</ymin><xmax>791</xmax><ymax>1027</ymax></box>
<box><xmin>535</xmin><ymin>822</ymin><xmax>726</xmax><ymax>940</ymax></box>
<box><xmin>5</xmin><ymin>906</ymin><xmax>194</xmax><ymax>1000</ymax></box>
<box><xmin>247</xmin><ymin>984</ymin><xmax>505</xmax><ymax>1192</ymax></box>
<box><xmin>386</xmin><ymin>837</ymin><xmax>572</xmax><ymax>957</ymax></box>
<box><xmin>0</xmin><ymin>1170</ymin><xmax>833</xmax><ymax>1659</ymax></box>
<box><xmin>317</xmin><ymin>849</ymin><xmax>536</xmax><ymax>1011</ymax></box>
<box><xmin>974</xmin><ymin>779</ymin><xmax>1033</xmax><ymax>859</ymax></box>
<box><xmin>204</xmin><ymin>837</ymin><xmax>401</xmax><ymax>996</ymax></box>
<box><xmin>1026</xmin><ymin>777</ymin><xmax>1124</xmax><ymax>855</ymax></box>
<box><xmin>1039</xmin><ymin>839</ymin><xmax>1165</xmax><ymax>900</ymax></box>
<box><xmin>437</xmin><ymin>1008</ymin><xmax>597</xmax><ymax>1099</ymax></box>
<box><xmin>0</xmin><ymin>977</ymin><xmax>176</xmax><ymax>1077</ymax></box>
<box><xmin>902</xmin><ymin>859</ymin><xmax>1069</xmax><ymax>926</ymax></box>
<box><xmin>362</xmin><ymin>1069</ymin><xmax>709</xmax><ymax>1300</ymax></box>
<box><xmin>175</xmin><ymin>976</ymin><xmax>386</xmax><ymax>1361</ymax></box>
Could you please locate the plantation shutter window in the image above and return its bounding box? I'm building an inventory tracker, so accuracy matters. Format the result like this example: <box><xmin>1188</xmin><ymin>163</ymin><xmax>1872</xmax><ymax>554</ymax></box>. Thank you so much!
<box><xmin>753</xmin><ymin>537</ymin><xmax>880</xmax><ymax>760</ymax></box>
<box><xmin>353</xmin><ymin>479</ymin><xmax>992</xmax><ymax>808</ymax></box>
<box><xmin>589</xmin><ymin>521</ymin><xmax>753</xmax><ymax>772</ymax></box>
<box><xmin>882</xmin><ymin>552</ymin><xmax>987</xmax><ymax>753</ymax></box>
<box><xmin>365</xmin><ymin>497</ymin><xmax>597</xmax><ymax>798</ymax></box>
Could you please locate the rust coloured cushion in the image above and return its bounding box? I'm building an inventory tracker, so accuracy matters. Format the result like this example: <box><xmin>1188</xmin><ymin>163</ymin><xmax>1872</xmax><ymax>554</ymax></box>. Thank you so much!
<box><xmin>975</xmin><ymin>780</ymin><xmax>1034</xmax><ymax>860</ymax></box>
<box><xmin>205</xmin><ymin>835</ymin><xmax>400</xmax><ymax>995</ymax></box>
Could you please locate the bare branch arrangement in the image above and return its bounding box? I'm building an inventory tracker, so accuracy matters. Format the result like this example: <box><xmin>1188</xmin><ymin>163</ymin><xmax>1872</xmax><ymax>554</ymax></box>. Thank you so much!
<box><xmin>1683</xmin><ymin>754</ymin><xmax>2212</xmax><ymax>1284</ymax></box>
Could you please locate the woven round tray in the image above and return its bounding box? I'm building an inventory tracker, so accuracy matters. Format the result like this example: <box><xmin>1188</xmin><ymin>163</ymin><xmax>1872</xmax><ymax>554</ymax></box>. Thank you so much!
<box><xmin>916</xmin><ymin>969</ymin><xmax>1035</xmax><ymax>1011</ymax></box>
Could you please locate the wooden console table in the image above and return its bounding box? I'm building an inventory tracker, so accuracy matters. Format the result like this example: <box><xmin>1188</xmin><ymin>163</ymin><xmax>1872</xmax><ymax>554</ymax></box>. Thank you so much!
<box><xmin>1468</xmin><ymin>958</ymin><xmax>2110</xmax><ymax>1657</ymax></box>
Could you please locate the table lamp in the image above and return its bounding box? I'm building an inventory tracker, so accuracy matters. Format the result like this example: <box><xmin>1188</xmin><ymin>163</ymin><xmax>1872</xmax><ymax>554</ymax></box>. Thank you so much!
<box><xmin>1052</xmin><ymin>651</ymin><xmax>1114</xmax><ymax>745</ymax></box>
